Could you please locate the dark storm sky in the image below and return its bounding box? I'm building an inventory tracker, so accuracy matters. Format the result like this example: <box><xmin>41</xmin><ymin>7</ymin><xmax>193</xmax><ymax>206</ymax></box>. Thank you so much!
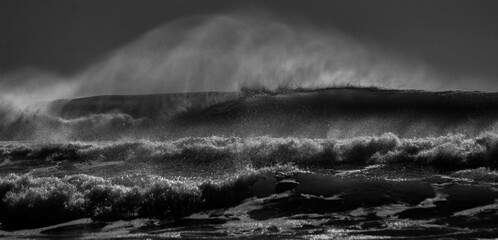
<box><xmin>1</xmin><ymin>0</ymin><xmax>498</xmax><ymax>88</ymax></box>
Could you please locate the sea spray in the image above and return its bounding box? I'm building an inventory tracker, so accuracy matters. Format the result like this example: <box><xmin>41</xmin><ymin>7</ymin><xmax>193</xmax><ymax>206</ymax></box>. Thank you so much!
<box><xmin>2</xmin><ymin>133</ymin><xmax>498</xmax><ymax>172</ymax></box>
<box><xmin>0</xmin><ymin>166</ymin><xmax>298</xmax><ymax>228</ymax></box>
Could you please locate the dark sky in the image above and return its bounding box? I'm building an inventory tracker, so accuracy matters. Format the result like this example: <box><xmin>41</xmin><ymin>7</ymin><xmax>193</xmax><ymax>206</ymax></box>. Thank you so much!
<box><xmin>1</xmin><ymin>0</ymin><xmax>498</xmax><ymax>88</ymax></box>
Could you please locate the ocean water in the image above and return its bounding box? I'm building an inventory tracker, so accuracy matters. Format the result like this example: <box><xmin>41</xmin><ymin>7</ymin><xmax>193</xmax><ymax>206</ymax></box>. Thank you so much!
<box><xmin>1</xmin><ymin>88</ymin><xmax>498</xmax><ymax>239</ymax></box>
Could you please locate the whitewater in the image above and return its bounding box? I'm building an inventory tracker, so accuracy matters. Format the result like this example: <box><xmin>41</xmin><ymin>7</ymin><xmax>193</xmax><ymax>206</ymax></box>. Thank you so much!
<box><xmin>0</xmin><ymin>88</ymin><xmax>497</xmax><ymax>239</ymax></box>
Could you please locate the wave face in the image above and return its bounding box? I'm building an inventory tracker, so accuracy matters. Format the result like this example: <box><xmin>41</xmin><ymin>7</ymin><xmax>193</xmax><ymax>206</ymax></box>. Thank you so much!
<box><xmin>2</xmin><ymin>88</ymin><xmax>498</xmax><ymax>238</ymax></box>
<box><xmin>3</xmin><ymin>88</ymin><xmax>498</xmax><ymax>141</ymax></box>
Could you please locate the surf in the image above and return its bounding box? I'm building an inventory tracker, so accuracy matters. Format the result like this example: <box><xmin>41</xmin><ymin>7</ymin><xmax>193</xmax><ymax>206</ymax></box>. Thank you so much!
<box><xmin>3</xmin><ymin>87</ymin><xmax>498</xmax><ymax>141</ymax></box>
<box><xmin>2</xmin><ymin>88</ymin><xmax>498</xmax><ymax>238</ymax></box>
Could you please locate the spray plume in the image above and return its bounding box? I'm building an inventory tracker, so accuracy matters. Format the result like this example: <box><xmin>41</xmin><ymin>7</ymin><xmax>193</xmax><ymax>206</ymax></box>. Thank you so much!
<box><xmin>0</xmin><ymin>11</ymin><xmax>440</xmax><ymax>108</ymax></box>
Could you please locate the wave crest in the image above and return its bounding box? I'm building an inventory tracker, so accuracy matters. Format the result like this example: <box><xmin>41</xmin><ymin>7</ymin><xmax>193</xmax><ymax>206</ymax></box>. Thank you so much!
<box><xmin>0</xmin><ymin>166</ymin><xmax>296</xmax><ymax>228</ymax></box>
<box><xmin>2</xmin><ymin>133</ymin><xmax>498</xmax><ymax>172</ymax></box>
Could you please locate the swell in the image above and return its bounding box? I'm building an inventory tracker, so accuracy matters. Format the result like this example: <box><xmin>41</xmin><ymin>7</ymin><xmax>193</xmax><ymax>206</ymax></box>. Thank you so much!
<box><xmin>2</xmin><ymin>133</ymin><xmax>498</xmax><ymax>173</ymax></box>
<box><xmin>4</xmin><ymin>88</ymin><xmax>498</xmax><ymax>141</ymax></box>
<box><xmin>173</xmin><ymin>88</ymin><xmax>498</xmax><ymax>138</ymax></box>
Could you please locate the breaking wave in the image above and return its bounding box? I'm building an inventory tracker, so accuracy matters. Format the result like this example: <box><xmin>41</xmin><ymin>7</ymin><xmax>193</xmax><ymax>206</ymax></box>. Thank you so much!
<box><xmin>2</xmin><ymin>132</ymin><xmax>498</xmax><ymax>171</ymax></box>
<box><xmin>0</xmin><ymin>166</ymin><xmax>292</xmax><ymax>228</ymax></box>
<box><xmin>2</xmin><ymin>133</ymin><xmax>498</xmax><ymax>232</ymax></box>
<box><xmin>2</xmin><ymin>163</ymin><xmax>498</xmax><ymax>231</ymax></box>
<box><xmin>4</xmin><ymin>88</ymin><xmax>498</xmax><ymax>141</ymax></box>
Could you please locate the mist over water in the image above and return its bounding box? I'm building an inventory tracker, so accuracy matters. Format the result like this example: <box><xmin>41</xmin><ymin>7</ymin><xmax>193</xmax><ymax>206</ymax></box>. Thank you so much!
<box><xmin>1</xmin><ymin>11</ymin><xmax>443</xmax><ymax>107</ymax></box>
<box><xmin>75</xmin><ymin>12</ymin><xmax>440</xmax><ymax>95</ymax></box>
